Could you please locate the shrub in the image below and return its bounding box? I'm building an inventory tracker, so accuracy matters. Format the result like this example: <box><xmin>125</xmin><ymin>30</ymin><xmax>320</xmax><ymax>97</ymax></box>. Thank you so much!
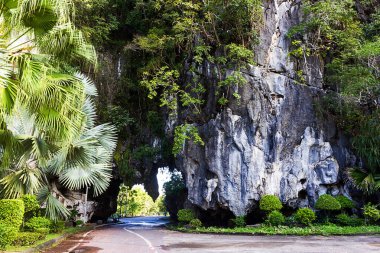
<box><xmin>266</xmin><ymin>211</ymin><xmax>285</xmax><ymax>227</ymax></box>
<box><xmin>363</xmin><ymin>203</ymin><xmax>380</xmax><ymax>223</ymax></box>
<box><xmin>335</xmin><ymin>195</ymin><xmax>354</xmax><ymax>210</ymax></box>
<box><xmin>25</xmin><ymin>217</ymin><xmax>52</xmax><ymax>232</ymax></box>
<box><xmin>259</xmin><ymin>195</ymin><xmax>283</xmax><ymax>213</ymax></box>
<box><xmin>0</xmin><ymin>224</ymin><xmax>17</xmax><ymax>250</ymax></box>
<box><xmin>315</xmin><ymin>194</ymin><xmax>341</xmax><ymax>211</ymax></box>
<box><xmin>76</xmin><ymin>220</ymin><xmax>84</xmax><ymax>226</ymax></box>
<box><xmin>231</xmin><ymin>216</ymin><xmax>246</xmax><ymax>228</ymax></box>
<box><xmin>189</xmin><ymin>219</ymin><xmax>202</xmax><ymax>228</ymax></box>
<box><xmin>22</xmin><ymin>195</ymin><xmax>40</xmax><ymax>213</ymax></box>
<box><xmin>335</xmin><ymin>213</ymin><xmax>364</xmax><ymax>226</ymax></box>
<box><xmin>50</xmin><ymin>221</ymin><xmax>65</xmax><ymax>233</ymax></box>
<box><xmin>285</xmin><ymin>215</ymin><xmax>297</xmax><ymax>226</ymax></box>
<box><xmin>177</xmin><ymin>209</ymin><xmax>196</xmax><ymax>223</ymax></box>
<box><xmin>0</xmin><ymin>199</ymin><xmax>25</xmax><ymax>229</ymax></box>
<box><xmin>295</xmin><ymin>208</ymin><xmax>316</xmax><ymax>226</ymax></box>
<box><xmin>12</xmin><ymin>232</ymin><xmax>46</xmax><ymax>246</ymax></box>
<box><xmin>34</xmin><ymin>228</ymin><xmax>50</xmax><ymax>234</ymax></box>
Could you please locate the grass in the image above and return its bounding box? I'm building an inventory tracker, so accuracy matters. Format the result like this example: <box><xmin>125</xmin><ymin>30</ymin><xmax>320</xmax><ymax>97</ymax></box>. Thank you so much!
<box><xmin>173</xmin><ymin>224</ymin><xmax>380</xmax><ymax>236</ymax></box>
<box><xmin>5</xmin><ymin>226</ymin><xmax>92</xmax><ymax>252</ymax></box>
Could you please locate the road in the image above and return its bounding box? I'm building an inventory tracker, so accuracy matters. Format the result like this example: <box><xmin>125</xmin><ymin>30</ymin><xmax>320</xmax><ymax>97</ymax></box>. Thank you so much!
<box><xmin>43</xmin><ymin>216</ymin><xmax>380</xmax><ymax>253</ymax></box>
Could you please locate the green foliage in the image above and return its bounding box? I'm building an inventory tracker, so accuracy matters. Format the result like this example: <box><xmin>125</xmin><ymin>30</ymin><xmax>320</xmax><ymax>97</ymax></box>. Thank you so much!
<box><xmin>0</xmin><ymin>224</ymin><xmax>17</xmax><ymax>250</ymax></box>
<box><xmin>50</xmin><ymin>221</ymin><xmax>65</xmax><ymax>233</ymax></box>
<box><xmin>231</xmin><ymin>216</ymin><xmax>246</xmax><ymax>228</ymax></box>
<box><xmin>295</xmin><ymin>208</ymin><xmax>316</xmax><ymax>226</ymax></box>
<box><xmin>266</xmin><ymin>211</ymin><xmax>285</xmax><ymax>227</ymax></box>
<box><xmin>363</xmin><ymin>203</ymin><xmax>380</xmax><ymax>223</ymax></box>
<box><xmin>259</xmin><ymin>195</ymin><xmax>283</xmax><ymax>212</ymax></box>
<box><xmin>315</xmin><ymin>195</ymin><xmax>341</xmax><ymax>211</ymax></box>
<box><xmin>12</xmin><ymin>232</ymin><xmax>46</xmax><ymax>246</ymax></box>
<box><xmin>155</xmin><ymin>195</ymin><xmax>166</xmax><ymax>213</ymax></box>
<box><xmin>173</xmin><ymin>124</ymin><xmax>204</xmax><ymax>155</ymax></box>
<box><xmin>335</xmin><ymin>214</ymin><xmax>364</xmax><ymax>227</ymax></box>
<box><xmin>177</xmin><ymin>209</ymin><xmax>196</xmax><ymax>223</ymax></box>
<box><xmin>163</xmin><ymin>171</ymin><xmax>187</xmax><ymax>218</ymax></box>
<box><xmin>76</xmin><ymin>220</ymin><xmax>84</xmax><ymax>226</ymax></box>
<box><xmin>117</xmin><ymin>185</ymin><xmax>158</xmax><ymax>217</ymax></box>
<box><xmin>177</xmin><ymin>224</ymin><xmax>380</xmax><ymax>236</ymax></box>
<box><xmin>189</xmin><ymin>218</ymin><xmax>203</xmax><ymax>228</ymax></box>
<box><xmin>25</xmin><ymin>217</ymin><xmax>52</xmax><ymax>232</ymax></box>
<box><xmin>22</xmin><ymin>194</ymin><xmax>40</xmax><ymax>213</ymax></box>
<box><xmin>335</xmin><ymin>195</ymin><xmax>355</xmax><ymax>210</ymax></box>
<box><xmin>0</xmin><ymin>199</ymin><xmax>25</xmax><ymax>229</ymax></box>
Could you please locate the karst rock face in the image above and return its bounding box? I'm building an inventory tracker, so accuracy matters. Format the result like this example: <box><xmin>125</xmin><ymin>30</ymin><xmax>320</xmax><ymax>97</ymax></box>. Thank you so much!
<box><xmin>175</xmin><ymin>0</ymin><xmax>356</xmax><ymax>216</ymax></box>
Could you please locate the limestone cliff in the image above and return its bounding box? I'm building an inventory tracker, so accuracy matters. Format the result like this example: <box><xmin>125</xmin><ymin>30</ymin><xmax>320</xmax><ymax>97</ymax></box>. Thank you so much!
<box><xmin>175</xmin><ymin>0</ymin><xmax>357</xmax><ymax>216</ymax></box>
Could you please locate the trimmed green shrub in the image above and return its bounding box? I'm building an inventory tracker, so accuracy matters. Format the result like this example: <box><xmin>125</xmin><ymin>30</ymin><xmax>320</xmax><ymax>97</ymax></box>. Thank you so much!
<box><xmin>259</xmin><ymin>195</ymin><xmax>282</xmax><ymax>212</ymax></box>
<box><xmin>12</xmin><ymin>232</ymin><xmax>46</xmax><ymax>246</ymax></box>
<box><xmin>0</xmin><ymin>224</ymin><xmax>17</xmax><ymax>250</ymax></box>
<box><xmin>363</xmin><ymin>203</ymin><xmax>380</xmax><ymax>223</ymax></box>
<box><xmin>22</xmin><ymin>195</ymin><xmax>40</xmax><ymax>213</ymax></box>
<box><xmin>335</xmin><ymin>213</ymin><xmax>364</xmax><ymax>226</ymax></box>
<box><xmin>51</xmin><ymin>221</ymin><xmax>65</xmax><ymax>233</ymax></box>
<box><xmin>266</xmin><ymin>211</ymin><xmax>285</xmax><ymax>227</ymax></box>
<box><xmin>25</xmin><ymin>217</ymin><xmax>52</xmax><ymax>232</ymax></box>
<box><xmin>295</xmin><ymin>208</ymin><xmax>316</xmax><ymax>226</ymax></box>
<box><xmin>177</xmin><ymin>209</ymin><xmax>196</xmax><ymax>223</ymax></box>
<box><xmin>315</xmin><ymin>195</ymin><xmax>341</xmax><ymax>211</ymax></box>
<box><xmin>0</xmin><ymin>199</ymin><xmax>25</xmax><ymax>229</ymax></box>
<box><xmin>189</xmin><ymin>218</ymin><xmax>202</xmax><ymax>228</ymax></box>
<box><xmin>335</xmin><ymin>195</ymin><xmax>354</xmax><ymax>210</ymax></box>
<box><xmin>231</xmin><ymin>216</ymin><xmax>246</xmax><ymax>228</ymax></box>
<box><xmin>34</xmin><ymin>228</ymin><xmax>50</xmax><ymax>234</ymax></box>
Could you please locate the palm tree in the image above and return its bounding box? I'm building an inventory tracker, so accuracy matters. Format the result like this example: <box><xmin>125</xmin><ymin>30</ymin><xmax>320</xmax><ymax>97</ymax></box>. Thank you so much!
<box><xmin>0</xmin><ymin>76</ymin><xmax>117</xmax><ymax>220</ymax></box>
<box><xmin>0</xmin><ymin>1</ymin><xmax>116</xmax><ymax>220</ymax></box>
<box><xmin>348</xmin><ymin>114</ymin><xmax>380</xmax><ymax>194</ymax></box>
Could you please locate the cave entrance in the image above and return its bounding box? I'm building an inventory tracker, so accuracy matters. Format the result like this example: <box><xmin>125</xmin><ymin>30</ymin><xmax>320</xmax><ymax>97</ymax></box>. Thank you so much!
<box><xmin>116</xmin><ymin>167</ymin><xmax>172</xmax><ymax>217</ymax></box>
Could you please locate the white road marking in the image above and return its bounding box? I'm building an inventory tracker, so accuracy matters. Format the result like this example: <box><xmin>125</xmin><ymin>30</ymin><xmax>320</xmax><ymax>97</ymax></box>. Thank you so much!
<box><xmin>123</xmin><ymin>227</ymin><xmax>158</xmax><ymax>253</ymax></box>
<box><xmin>64</xmin><ymin>230</ymin><xmax>93</xmax><ymax>253</ymax></box>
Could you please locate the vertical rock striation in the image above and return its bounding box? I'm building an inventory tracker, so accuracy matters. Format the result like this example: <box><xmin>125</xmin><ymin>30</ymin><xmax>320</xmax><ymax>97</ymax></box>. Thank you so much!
<box><xmin>177</xmin><ymin>0</ymin><xmax>356</xmax><ymax>216</ymax></box>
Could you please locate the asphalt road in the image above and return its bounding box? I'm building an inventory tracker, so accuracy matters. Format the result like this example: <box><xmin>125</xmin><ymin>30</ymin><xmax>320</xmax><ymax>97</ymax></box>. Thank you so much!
<box><xmin>44</xmin><ymin>216</ymin><xmax>380</xmax><ymax>253</ymax></box>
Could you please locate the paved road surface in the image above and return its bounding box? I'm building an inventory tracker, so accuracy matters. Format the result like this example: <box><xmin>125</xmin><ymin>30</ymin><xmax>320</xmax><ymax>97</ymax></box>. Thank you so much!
<box><xmin>44</xmin><ymin>216</ymin><xmax>380</xmax><ymax>253</ymax></box>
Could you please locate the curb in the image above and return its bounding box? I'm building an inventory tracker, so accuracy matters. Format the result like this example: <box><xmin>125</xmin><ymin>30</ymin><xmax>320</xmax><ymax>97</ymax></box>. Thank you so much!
<box><xmin>8</xmin><ymin>223</ymin><xmax>115</xmax><ymax>253</ymax></box>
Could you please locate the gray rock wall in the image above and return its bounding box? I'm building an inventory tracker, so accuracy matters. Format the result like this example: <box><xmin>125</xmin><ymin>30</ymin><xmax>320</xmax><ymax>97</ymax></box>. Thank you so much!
<box><xmin>176</xmin><ymin>0</ymin><xmax>356</xmax><ymax>216</ymax></box>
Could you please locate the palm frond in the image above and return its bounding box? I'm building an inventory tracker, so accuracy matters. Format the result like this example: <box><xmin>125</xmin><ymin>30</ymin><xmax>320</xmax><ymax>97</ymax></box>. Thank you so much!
<box><xmin>38</xmin><ymin>186</ymin><xmax>70</xmax><ymax>221</ymax></box>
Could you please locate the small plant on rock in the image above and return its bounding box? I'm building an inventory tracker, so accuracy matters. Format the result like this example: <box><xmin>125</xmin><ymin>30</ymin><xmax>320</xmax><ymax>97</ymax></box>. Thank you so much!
<box><xmin>189</xmin><ymin>218</ymin><xmax>202</xmax><ymax>228</ymax></box>
<box><xmin>295</xmin><ymin>208</ymin><xmax>316</xmax><ymax>226</ymax></box>
<box><xmin>259</xmin><ymin>195</ymin><xmax>283</xmax><ymax>213</ymax></box>
<box><xmin>177</xmin><ymin>209</ymin><xmax>196</xmax><ymax>223</ymax></box>
<box><xmin>266</xmin><ymin>211</ymin><xmax>285</xmax><ymax>227</ymax></box>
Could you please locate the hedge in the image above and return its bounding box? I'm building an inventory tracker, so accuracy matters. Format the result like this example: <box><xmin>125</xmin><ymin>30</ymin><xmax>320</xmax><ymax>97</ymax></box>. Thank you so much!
<box><xmin>0</xmin><ymin>224</ymin><xmax>17</xmax><ymax>250</ymax></box>
<box><xmin>0</xmin><ymin>199</ymin><xmax>25</xmax><ymax>229</ymax></box>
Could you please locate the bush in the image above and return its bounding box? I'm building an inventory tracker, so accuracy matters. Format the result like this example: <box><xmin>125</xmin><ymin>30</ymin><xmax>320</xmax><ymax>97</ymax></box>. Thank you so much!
<box><xmin>12</xmin><ymin>232</ymin><xmax>46</xmax><ymax>246</ymax></box>
<box><xmin>315</xmin><ymin>194</ymin><xmax>341</xmax><ymax>211</ymax></box>
<box><xmin>0</xmin><ymin>199</ymin><xmax>25</xmax><ymax>229</ymax></box>
<box><xmin>259</xmin><ymin>195</ymin><xmax>282</xmax><ymax>213</ymax></box>
<box><xmin>335</xmin><ymin>213</ymin><xmax>364</xmax><ymax>226</ymax></box>
<box><xmin>177</xmin><ymin>209</ymin><xmax>196</xmax><ymax>223</ymax></box>
<box><xmin>0</xmin><ymin>224</ymin><xmax>17</xmax><ymax>250</ymax></box>
<box><xmin>34</xmin><ymin>228</ymin><xmax>50</xmax><ymax>234</ymax></box>
<box><xmin>25</xmin><ymin>217</ymin><xmax>52</xmax><ymax>232</ymax></box>
<box><xmin>363</xmin><ymin>203</ymin><xmax>380</xmax><ymax>223</ymax></box>
<box><xmin>22</xmin><ymin>195</ymin><xmax>40</xmax><ymax>213</ymax></box>
<box><xmin>76</xmin><ymin>220</ymin><xmax>84</xmax><ymax>226</ymax></box>
<box><xmin>335</xmin><ymin>195</ymin><xmax>354</xmax><ymax>210</ymax></box>
<box><xmin>266</xmin><ymin>211</ymin><xmax>285</xmax><ymax>227</ymax></box>
<box><xmin>189</xmin><ymin>218</ymin><xmax>202</xmax><ymax>228</ymax></box>
<box><xmin>231</xmin><ymin>216</ymin><xmax>246</xmax><ymax>228</ymax></box>
<box><xmin>285</xmin><ymin>215</ymin><xmax>297</xmax><ymax>226</ymax></box>
<box><xmin>295</xmin><ymin>208</ymin><xmax>316</xmax><ymax>226</ymax></box>
<box><xmin>50</xmin><ymin>221</ymin><xmax>65</xmax><ymax>233</ymax></box>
